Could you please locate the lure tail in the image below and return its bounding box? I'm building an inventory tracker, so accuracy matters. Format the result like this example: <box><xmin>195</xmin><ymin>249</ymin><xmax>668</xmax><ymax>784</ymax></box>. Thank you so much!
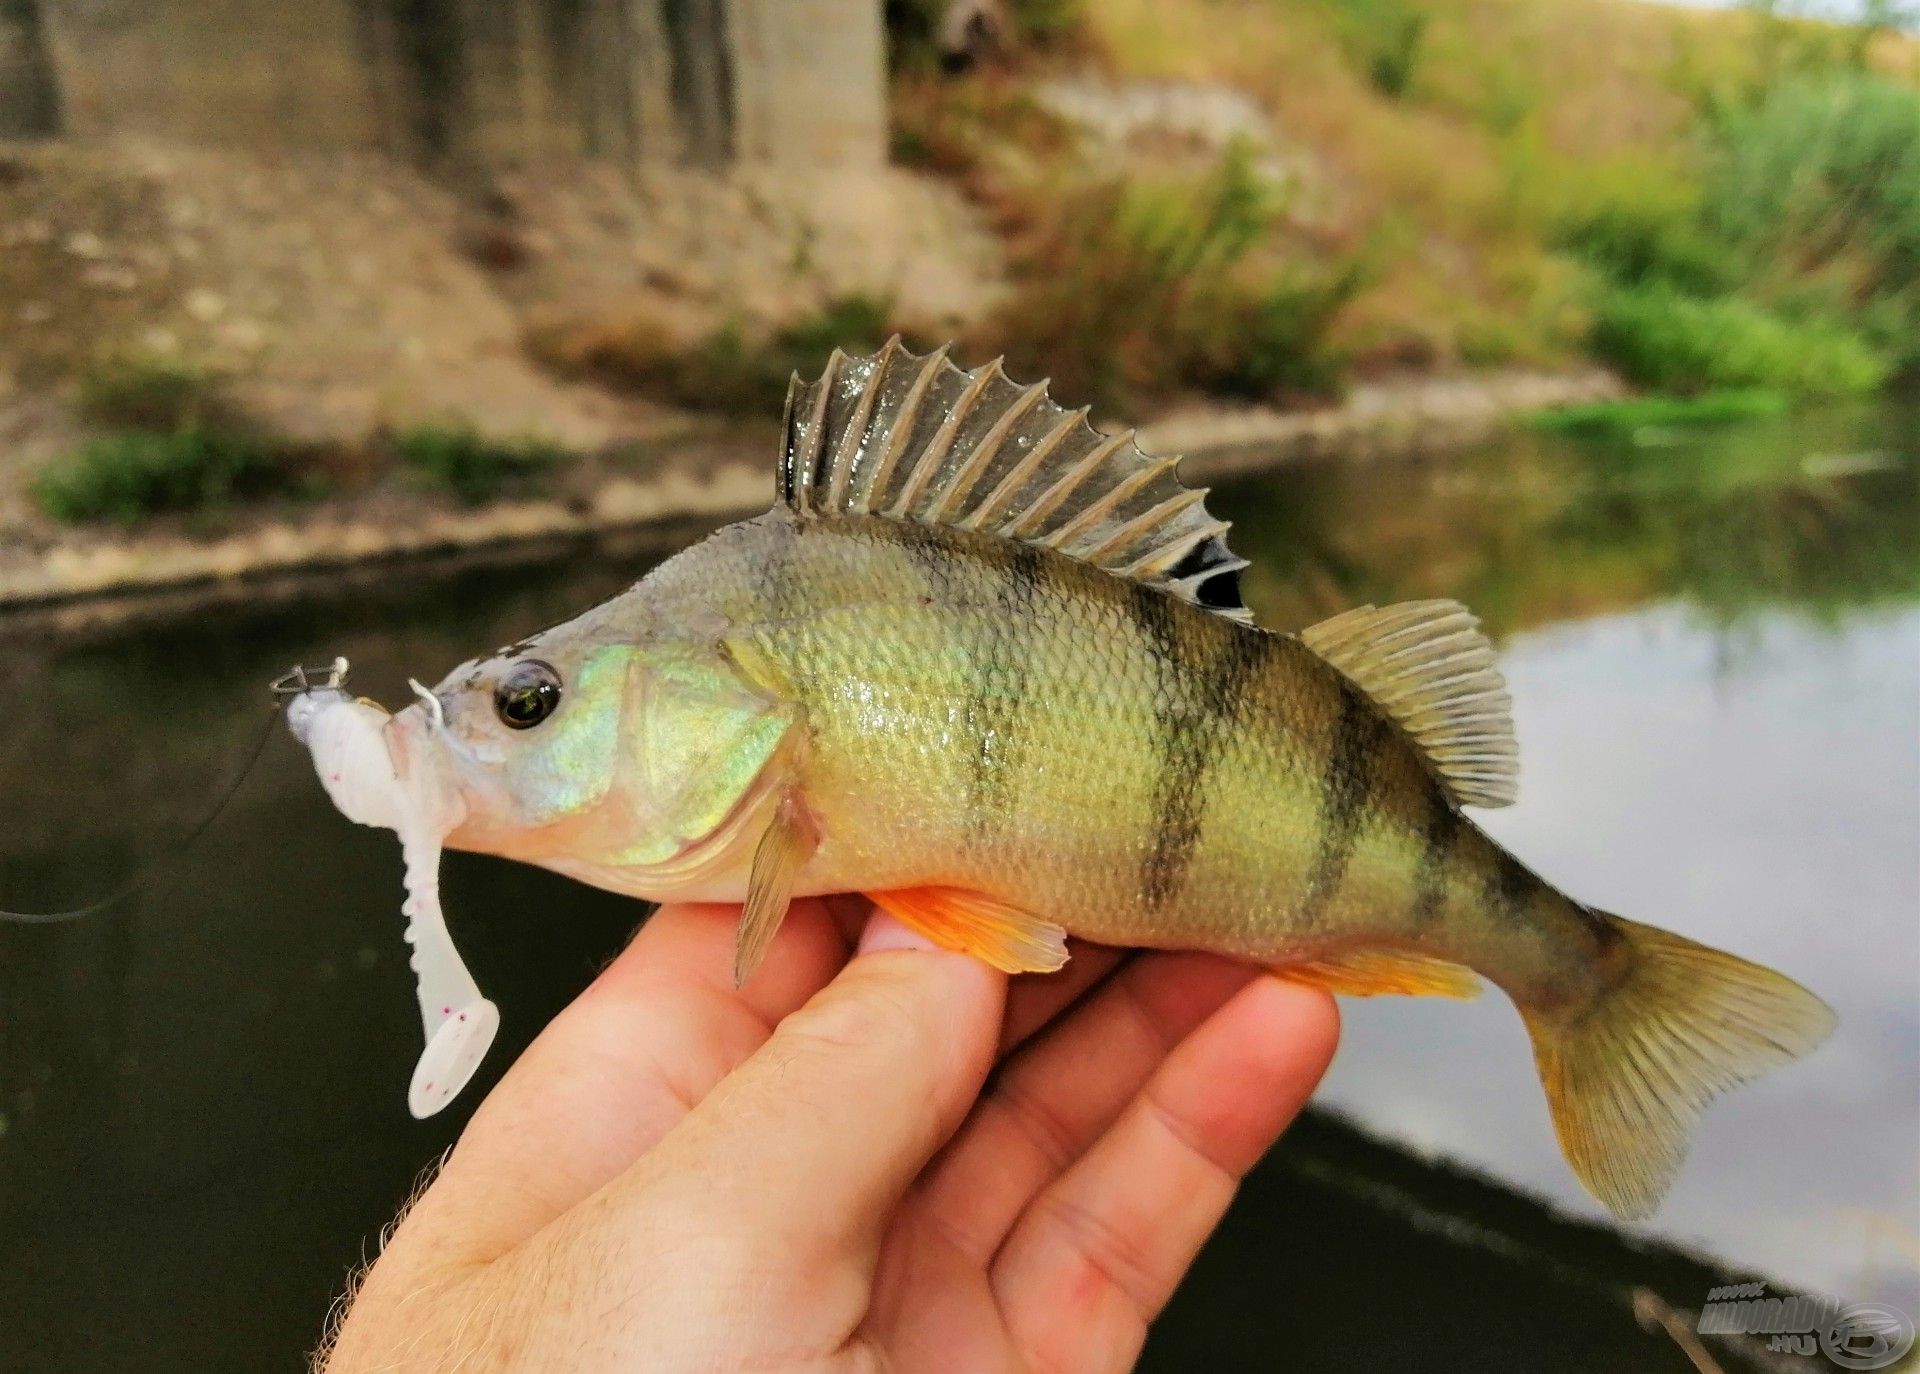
<box><xmin>1522</xmin><ymin>914</ymin><xmax>1835</xmax><ymax>1219</ymax></box>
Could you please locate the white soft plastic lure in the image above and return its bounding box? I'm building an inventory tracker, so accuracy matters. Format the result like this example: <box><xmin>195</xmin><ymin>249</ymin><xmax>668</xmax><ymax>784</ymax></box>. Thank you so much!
<box><xmin>285</xmin><ymin>661</ymin><xmax>499</xmax><ymax>1117</ymax></box>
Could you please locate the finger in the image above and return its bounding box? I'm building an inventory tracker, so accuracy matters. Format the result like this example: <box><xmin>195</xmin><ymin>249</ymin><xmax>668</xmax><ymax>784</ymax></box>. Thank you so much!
<box><xmin>408</xmin><ymin>899</ymin><xmax>853</xmax><ymax>1261</ymax></box>
<box><xmin>918</xmin><ymin>951</ymin><xmax>1256</xmax><ymax>1260</ymax></box>
<box><xmin>993</xmin><ymin>977</ymin><xmax>1338</xmax><ymax>1373</ymax></box>
<box><xmin>602</xmin><ymin>912</ymin><xmax>1006</xmax><ymax>1265</ymax></box>
<box><xmin>999</xmin><ymin>940</ymin><xmax>1128</xmax><ymax>1053</ymax></box>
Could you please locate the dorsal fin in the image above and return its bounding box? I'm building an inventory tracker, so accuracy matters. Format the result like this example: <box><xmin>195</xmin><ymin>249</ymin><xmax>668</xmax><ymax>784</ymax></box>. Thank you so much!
<box><xmin>778</xmin><ymin>338</ymin><xmax>1252</xmax><ymax>622</ymax></box>
<box><xmin>1301</xmin><ymin>600</ymin><xmax>1519</xmax><ymax>809</ymax></box>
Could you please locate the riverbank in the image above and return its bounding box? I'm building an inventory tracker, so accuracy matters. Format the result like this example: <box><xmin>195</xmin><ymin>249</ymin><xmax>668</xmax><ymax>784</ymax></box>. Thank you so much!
<box><xmin>1</xmin><ymin>366</ymin><xmax>1619</xmax><ymax>626</ymax></box>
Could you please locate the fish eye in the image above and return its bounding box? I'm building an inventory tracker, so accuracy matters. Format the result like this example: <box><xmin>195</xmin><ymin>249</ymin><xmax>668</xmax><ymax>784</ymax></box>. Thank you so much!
<box><xmin>494</xmin><ymin>660</ymin><xmax>562</xmax><ymax>730</ymax></box>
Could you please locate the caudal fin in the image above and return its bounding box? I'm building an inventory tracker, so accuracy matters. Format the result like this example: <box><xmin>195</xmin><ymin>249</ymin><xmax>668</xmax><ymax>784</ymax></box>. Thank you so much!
<box><xmin>1523</xmin><ymin>915</ymin><xmax>1835</xmax><ymax>1220</ymax></box>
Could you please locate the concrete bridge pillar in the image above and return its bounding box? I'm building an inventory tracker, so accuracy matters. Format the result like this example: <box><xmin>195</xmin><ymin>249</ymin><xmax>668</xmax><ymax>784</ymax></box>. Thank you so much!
<box><xmin>24</xmin><ymin>0</ymin><xmax>888</xmax><ymax>174</ymax></box>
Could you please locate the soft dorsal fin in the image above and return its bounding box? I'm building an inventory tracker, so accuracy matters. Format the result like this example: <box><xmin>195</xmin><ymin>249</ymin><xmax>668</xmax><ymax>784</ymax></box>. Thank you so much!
<box><xmin>779</xmin><ymin>338</ymin><xmax>1252</xmax><ymax>622</ymax></box>
<box><xmin>1301</xmin><ymin>600</ymin><xmax>1518</xmax><ymax>809</ymax></box>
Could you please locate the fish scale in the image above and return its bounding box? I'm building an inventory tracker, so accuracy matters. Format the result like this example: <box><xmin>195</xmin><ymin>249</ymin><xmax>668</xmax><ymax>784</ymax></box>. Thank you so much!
<box><xmin>673</xmin><ymin>511</ymin><xmax>1559</xmax><ymax>977</ymax></box>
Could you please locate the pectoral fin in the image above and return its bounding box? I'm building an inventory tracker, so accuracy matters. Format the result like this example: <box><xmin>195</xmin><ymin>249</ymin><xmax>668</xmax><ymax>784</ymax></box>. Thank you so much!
<box><xmin>1277</xmin><ymin>948</ymin><xmax>1481</xmax><ymax>1000</ymax></box>
<box><xmin>865</xmin><ymin>886</ymin><xmax>1070</xmax><ymax>974</ymax></box>
<box><xmin>733</xmin><ymin>793</ymin><xmax>819</xmax><ymax>988</ymax></box>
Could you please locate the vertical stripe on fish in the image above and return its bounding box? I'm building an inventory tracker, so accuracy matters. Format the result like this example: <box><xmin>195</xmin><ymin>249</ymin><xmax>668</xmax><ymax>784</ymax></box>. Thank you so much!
<box><xmin>1409</xmin><ymin>786</ymin><xmax>1460</xmax><ymax>929</ymax></box>
<box><xmin>1131</xmin><ymin>586</ymin><xmax>1268</xmax><ymax>910</ymax></box>
<box><xmin>963</xmin><ymin>541</ymin><xmax>1043</xmax><ymax>844</ymax></box>
<box><xmin>1300</xmin><ymin>680</ymin><xmax>1391</xmax><ymax>924</ymax></box>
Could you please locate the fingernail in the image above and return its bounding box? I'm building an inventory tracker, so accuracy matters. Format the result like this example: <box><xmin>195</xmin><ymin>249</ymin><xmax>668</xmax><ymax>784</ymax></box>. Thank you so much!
<box><xmin>857</xmin><ymin>911</ymin><xmax>939</xmax><ymax>957</ymax></box>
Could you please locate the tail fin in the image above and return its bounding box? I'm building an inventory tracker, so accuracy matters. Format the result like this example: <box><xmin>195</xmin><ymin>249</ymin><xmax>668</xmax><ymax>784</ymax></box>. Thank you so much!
<box><xmin>1522</xmin><ymin>914</ymin><xmax>1835</xmax><ymax>1220</ymax></box>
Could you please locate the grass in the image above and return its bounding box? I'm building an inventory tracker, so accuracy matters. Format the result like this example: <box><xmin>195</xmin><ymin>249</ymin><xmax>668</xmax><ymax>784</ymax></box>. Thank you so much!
<box><xmin>38</xmin><ymin>346</ymin><xmax>587</xmax><ymax>524</ymax></box>
<box><xmin>1702</xmin><ymin>74</ymin><xmax>1920</xmax><ymax>376</ymax></box>
<box><xmin>1314</xmin><ymin>0</ymin><xmax>1430</xmax><ymax>97</ymax></box>
<box><xmin>982</xmin><ymin>144</ymin><xmax>1369</xmax><ymax>412</ymax></box>
<box><xmin>892</xmin><ymin>0</ymin><xmax>1918</xmax><ymax>397</ymax></box>
<box><xmin>76</xmin><ymin>355</ymin><xmax>228</xmax><ymax>430</ymax></box>
<box><xmin>394</xmin><ymin>427</ymin><xmax>570</xmax><ymax>506</ymax></box>
<box><xmin>1528</xmin><ymin>389</ymin><xmax>1788</xmax><ymax>437</ymax></box>
<box><xmin>33</xmin><ymin>427</ymin><xmax>303</xmax><ymax>525</ymax></box>
<box><xmin>1592</xmin><ymin>284</ymin><xmax>1889</xmax><ymax>396</ymax></box>
<box><xmin>1539</xmin><ymin>66</ymin><xmax>1917</xmax><ymax>396</ymax></box>
<box><xmin>527</xmin><ymin>294</ymin><xmax>903</xmax><ymax>416</ymax></box>
<box><xmin>35</xmin><ymin>353</ymin><xmax>322</xmax><ymax>525</ymax></box>
<box><xmin>36</xmin><ymin>418</ymin><xmax>578</xmax><ymax>525</ymax></box>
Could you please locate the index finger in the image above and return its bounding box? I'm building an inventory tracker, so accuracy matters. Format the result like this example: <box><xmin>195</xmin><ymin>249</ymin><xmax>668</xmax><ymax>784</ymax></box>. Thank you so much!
<box><xmin>590</xmin><ymin>915</ymin><xmax>1007</xmax><ymax>1263</ymax></box>
<box><xmin>403</xmin><ymin>898</ymin><xmax>854</xmax><ymax>1263</ymax></box>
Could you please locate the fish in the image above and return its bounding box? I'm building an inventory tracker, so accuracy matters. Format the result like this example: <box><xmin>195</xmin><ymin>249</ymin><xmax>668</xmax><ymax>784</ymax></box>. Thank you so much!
<box><xmin>288</xmin><ymin>339</ymin><xmax>1834</xmax><ymax>1219</ymax></box>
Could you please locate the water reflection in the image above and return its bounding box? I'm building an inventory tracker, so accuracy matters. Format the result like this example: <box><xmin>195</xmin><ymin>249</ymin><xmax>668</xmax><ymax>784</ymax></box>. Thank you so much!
<box><xmin>1226</xmin><ymin>402</ymin><xmax>1920</xmax><ymax>637</ymax></box>
<box><xmin>1</xmin><ymin>401</ymin><xmax>1914</xmax><ymax>1371</ymax></box>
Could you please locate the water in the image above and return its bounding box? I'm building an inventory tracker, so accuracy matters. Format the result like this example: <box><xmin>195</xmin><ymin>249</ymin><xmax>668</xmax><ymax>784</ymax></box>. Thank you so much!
<box><xmin>1</xmin><ymin>403</ymin><xmax>1914</xmax><ymax>1372</ymax></box>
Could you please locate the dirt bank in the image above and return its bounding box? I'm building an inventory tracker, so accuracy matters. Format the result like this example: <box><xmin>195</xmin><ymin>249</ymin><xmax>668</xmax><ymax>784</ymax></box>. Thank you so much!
<box><xmin>2</xmin><ymin>366</ymin><xmax>1621</xmax><ymax>626</ymax></box>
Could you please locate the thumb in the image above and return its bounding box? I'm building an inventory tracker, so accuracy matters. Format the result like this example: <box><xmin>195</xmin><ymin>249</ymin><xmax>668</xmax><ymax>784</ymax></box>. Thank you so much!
<box><xmin>618</xmin><ymin>910</ymin><xmax>1006</xmax><ymax>1257</ymax></box>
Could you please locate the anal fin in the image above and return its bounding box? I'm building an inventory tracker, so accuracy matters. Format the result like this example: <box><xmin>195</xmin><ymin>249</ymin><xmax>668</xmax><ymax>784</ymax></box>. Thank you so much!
<box><xmin>1277</xmin><ymin>948</ymin><xmax>1481</xmax><ymax>1000</ymax></box>
<box><xmin>865</xmin><ymin>886</ymin><xmax>1070</xmax><ymax>974</ymax></box>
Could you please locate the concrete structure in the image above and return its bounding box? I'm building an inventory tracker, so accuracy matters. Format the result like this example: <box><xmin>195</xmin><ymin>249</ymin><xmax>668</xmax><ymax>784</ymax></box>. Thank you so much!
<box><xmin>7</xmin><ymin>0</ymin><xmax>887</xmax><ymax>173</ymax></box>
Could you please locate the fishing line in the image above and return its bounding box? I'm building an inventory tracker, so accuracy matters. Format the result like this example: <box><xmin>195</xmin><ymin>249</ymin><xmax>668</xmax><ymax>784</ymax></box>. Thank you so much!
<box><xmin>0</xmin><ymin>695</ymin><xmax>286</xmax><ymax>925</ymax></box>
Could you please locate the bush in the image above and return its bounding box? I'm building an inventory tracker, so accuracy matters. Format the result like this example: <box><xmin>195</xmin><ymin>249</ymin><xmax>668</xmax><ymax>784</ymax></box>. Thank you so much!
<box><xmin>529</xmin><ymin>294</ymin><xmax>901</xmax><ymax>416</ymax></box>
<box><xmin>986</xmin><ymin>145</ymin><xmax>1365</xmax><ymax>411</ymax></box>
<box><xmin>394</xmin><ymin>427</ymin><xmax>569</xmax><ymax>506</ymax></box>
<box><xmin>77</xmin><ymin>356</ymin><xmax>223</xmax><ymax>430</ymax></box>
<box><xmin>33</xmin><ymin>427</ymin><xmax>296</xmax><ymax>525</ymax></box>
<box><xmin>1546</xmin><ymin>157</ymin><xmax>1740</xmax><ymax>298</ymax></box>
<box><xmin>1186</xmin><ymin>257</ymin><xmax>1371</xmax><ymax>398</ymax></box>
<box><xmin>1316</xmin><ymin>0</ymin><xmax>1429</xmax><ymax>97</ymax></box>
<box><xmin>1702</xmin><ymin>75</ymin><xmax>1920</xmax><ymax>374</ymax></box>
<box><xmin>1529</xmin><ymin>390</ymin><xmax>1789</xmax><ymax>437</ymax></box>
<box><xmin>1592</xmin><ymin>284</ymin><xmax>1889</xmax><ymax>396</ymax></box>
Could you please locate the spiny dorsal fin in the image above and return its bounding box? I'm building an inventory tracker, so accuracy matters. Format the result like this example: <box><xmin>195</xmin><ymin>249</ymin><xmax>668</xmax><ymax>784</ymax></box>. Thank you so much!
<box><xmin>1301</xmin><ymin>600</ymin><xmax>1518</xmax><ymax>808</ymax></box>
<box><xmin>778</xmin><ymin>338</ymin><xmax>1252</xmax><ymax>622</ymax></box>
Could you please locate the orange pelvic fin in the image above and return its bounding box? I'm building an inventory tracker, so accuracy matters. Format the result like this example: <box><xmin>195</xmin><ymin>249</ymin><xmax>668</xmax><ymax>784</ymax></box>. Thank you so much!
<box><xmin>865</xmin><ymin>886</ymin><xmax>1070</xmax><ymax>974</ymax></box>
<box><xmin>1277</xmin><ymin>948</ymin><xmax>1481</xmax><ymax>1000</ymax></box>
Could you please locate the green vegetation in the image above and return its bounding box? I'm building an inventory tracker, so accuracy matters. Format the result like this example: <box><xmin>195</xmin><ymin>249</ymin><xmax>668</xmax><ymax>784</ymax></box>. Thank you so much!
<box><xmin>1704</xmin><ymin>75</ymin><xmax>1920</xmax><ymax>376</ymax></box>
<box><xmin>1222</xmin><ymin>399</ymin><xmax>1920</xmax><ymax>638</ymax></box>
<box><xmin>1530</xmin><ymin>390</ymin><xmax>1788</xmax><ymax>438</ymax></box>
<box><xmin>394</xmin><ymin>426</ymin><xmax>569</xmax><ymax>506</ymax></box>
<box><xmin>1316</xmin><ymin>0</ymin><xmax>1430</xmax><ymax>97</ymax></box>
<box><xmin>35</xmin><ymin>353</ymin><xmax>318</xmax><ymax>525</ymax></box>
<box><xmin>1592</xmin><ymin>286</ymin><xmax>1888</xmax><ymax>396</ymax></box>
<box><xmin>33</xmin><ymin>427</ymin><xmax>299</xmax><ymax>525</ymax></box>
<box><xmin>76</xmin><ymin>355</ymin><xmax>227</xmax><ymax>431</ymax></box>
<box><xmin>984</xmin><ymin>146</ymin><xmax>1368</xmax><ymax>410</ymax></box>
<box><xmin>38</xmin><ymin>352</ymin><xmax>583</xmax><ymax>524</ymax></box>
<box><xmin>887</xmin><ymin>0</ymin><xmax>1918</xmax><ymax>408</ymax></box>
<box><xmin>527</xmin><ymin>294</ymin><xmax>901</xmax><ymax>416</ymax></box>
<box><xmin>1556</xmin><ymin>70</ymin><xmax>1919</xmax><ymax>396</ymax></box>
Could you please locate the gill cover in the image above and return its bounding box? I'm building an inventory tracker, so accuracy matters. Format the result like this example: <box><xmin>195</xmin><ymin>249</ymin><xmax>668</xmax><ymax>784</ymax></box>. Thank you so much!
<box><xmin>612</xmin><ymin>642</ymin><xmax>812</xmax><ymax>987</ymax></box>
<box><xmin>602</xmin><ymin>645</ymin><xmax>798</xmax><ymax>869</ymax></box>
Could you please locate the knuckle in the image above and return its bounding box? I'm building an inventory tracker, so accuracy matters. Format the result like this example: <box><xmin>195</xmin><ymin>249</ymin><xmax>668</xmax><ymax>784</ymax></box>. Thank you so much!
<box><xmin>782</xmin><ymin>977</ymin><xmax>921</xmax><ymax>1059</ymax></box>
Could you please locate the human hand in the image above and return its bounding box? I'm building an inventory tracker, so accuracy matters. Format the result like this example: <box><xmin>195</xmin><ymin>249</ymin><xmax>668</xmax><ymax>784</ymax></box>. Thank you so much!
<box><xmin>318</xmin><ymin>898</ymin><xmax>1339</xmax><ymax>1373</ymax></box>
